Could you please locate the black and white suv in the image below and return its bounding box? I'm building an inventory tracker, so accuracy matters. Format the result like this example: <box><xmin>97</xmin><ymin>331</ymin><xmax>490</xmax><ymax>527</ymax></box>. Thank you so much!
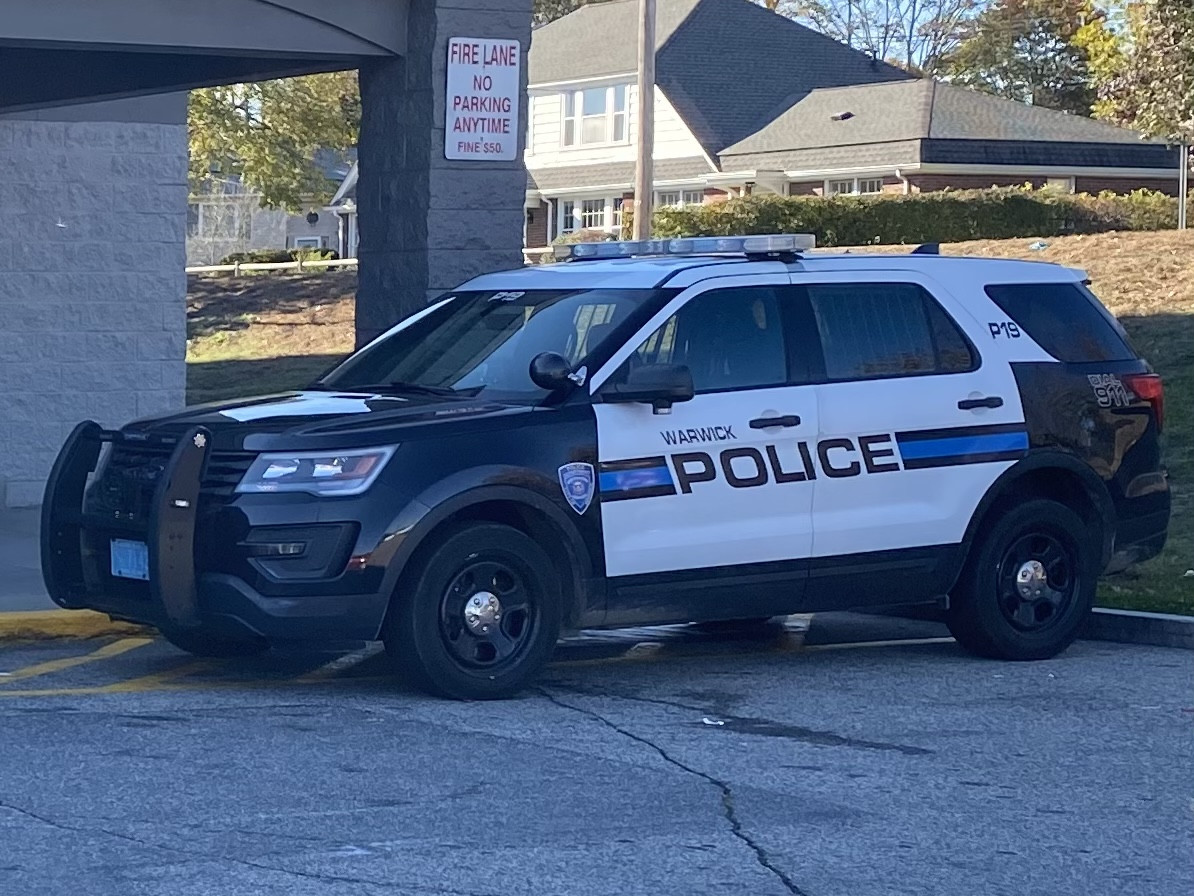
<box><xmin>42</xmin><ymin>235</ymin><xmax>1170</xmax><ymax>699</ymax></box>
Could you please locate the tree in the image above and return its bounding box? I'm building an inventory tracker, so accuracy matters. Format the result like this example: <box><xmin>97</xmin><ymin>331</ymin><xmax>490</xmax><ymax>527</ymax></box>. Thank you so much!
<box><xmin>944</xmin><ymin>0</ymin><xmax>1110</xmax><ymax>116</ymax></box>
<box><xmin>764</xmin><ymin>0</ymin><xmax>985</xmax><ymax>74</ymax></box>
<box><xmin>188</xmin><ymin>70</ymin><xmax>360</xmax><ymax>211</ymax></box>
<box><xmin>534</xmin><ymin>0</ymin><xmax>583</xmax><ymax>23</ymax></box>
<box><xmin>1098</xmin><ymin>0</ymin><xmax>1194</xmax><ymax>142</ymax></box>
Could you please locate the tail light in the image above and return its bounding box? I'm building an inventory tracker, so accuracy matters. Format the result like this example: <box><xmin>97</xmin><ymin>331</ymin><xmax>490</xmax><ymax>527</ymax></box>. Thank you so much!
<box><xmin>1124</xmin><ymin>373</ymin><xmax>1164</xmax><ymax>433</ymax></box>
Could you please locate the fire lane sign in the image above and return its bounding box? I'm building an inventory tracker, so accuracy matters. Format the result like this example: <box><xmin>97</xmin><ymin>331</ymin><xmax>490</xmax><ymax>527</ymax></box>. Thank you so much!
<box><xmin>445</xmin><ymin>37</ymin><xmax>521</xmax><ymax>161</ymax></box>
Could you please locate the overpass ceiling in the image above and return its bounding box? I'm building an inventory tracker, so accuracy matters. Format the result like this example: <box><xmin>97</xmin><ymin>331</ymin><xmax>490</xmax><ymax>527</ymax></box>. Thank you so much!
<box><xmin>0</xmin><ymin>0</ymin><xmax>406</xmax><ymax>112</ymax></box>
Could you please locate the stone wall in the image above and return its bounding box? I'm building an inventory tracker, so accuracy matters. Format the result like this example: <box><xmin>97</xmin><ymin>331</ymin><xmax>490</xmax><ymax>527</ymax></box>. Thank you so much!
<box><xmin>0</xmin><ymin>95</ymin><xmax>188</xmax><ymax>507</ymax></box>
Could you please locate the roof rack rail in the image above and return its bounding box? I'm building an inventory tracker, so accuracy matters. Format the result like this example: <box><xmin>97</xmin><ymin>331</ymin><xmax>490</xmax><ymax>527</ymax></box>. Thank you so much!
<box><xmin>552</xmin><ymin>233</ymin><xmax>816</xmax><ymax>263</ymax></box>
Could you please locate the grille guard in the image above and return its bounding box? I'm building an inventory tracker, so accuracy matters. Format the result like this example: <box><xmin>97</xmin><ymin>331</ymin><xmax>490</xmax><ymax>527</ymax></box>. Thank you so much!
<box><xmin>40</xmin><ymin>420</ymin><xmax>213</xmax><ymax>629</ymax></box>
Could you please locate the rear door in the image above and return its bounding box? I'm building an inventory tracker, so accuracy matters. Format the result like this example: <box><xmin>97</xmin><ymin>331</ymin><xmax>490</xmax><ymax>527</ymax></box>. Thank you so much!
<box><xmin>793</xmin><ymin>271</ymin><xmax>1026</xmax><ymax>605</ymax></box>
<box><xmin>590</xmin><ymin>275</ymin><xmax>818</xmax><ymax>619</ymax></box>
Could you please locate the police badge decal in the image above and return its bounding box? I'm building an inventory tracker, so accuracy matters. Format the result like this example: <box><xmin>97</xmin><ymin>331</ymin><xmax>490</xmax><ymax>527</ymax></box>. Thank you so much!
<box><xmin>558</xmin><ymin>462</ymin><xmax>595</xmax><ymax>514</ymax></box>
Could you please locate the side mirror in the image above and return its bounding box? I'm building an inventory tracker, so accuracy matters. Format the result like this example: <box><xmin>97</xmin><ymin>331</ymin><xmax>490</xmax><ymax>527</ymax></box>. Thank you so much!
<box><xmin>602</xmin><ymin>363</ymin><xmax>694</xmax><ymax>415</ymax></box>
<box><xmin>529</xmin><ymin>351</ymin><xmax>576</xmax><ymax>393</ymax></box>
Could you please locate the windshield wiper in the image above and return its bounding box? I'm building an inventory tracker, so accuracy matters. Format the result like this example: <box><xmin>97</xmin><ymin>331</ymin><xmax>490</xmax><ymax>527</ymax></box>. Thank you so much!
<box><xmin>357</xmin><ymin>381</ymin><xmax>463</xmax><ymax>397</ymax></box>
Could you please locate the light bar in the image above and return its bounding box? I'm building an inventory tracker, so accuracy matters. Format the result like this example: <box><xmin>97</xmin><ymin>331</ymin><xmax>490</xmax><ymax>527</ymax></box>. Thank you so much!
<box><xmin>551</xmin><ymin>233</ymin><xmax>816</xmax><ymax>262</ymax></box>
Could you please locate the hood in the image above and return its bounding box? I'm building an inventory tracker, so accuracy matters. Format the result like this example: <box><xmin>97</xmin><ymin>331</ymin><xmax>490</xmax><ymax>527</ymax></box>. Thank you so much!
<box><xmin>123</xmin><ymin>390</ymin><xmax>534</xmax><ymax>452</ymax></box>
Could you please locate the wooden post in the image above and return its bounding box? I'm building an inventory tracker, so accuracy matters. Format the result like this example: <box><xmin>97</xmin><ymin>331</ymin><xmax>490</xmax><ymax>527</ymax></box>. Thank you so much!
<box><xmin>632</xmin><ymin>0</ymin><xmax>656</xmax><ymax>241</ymax></box>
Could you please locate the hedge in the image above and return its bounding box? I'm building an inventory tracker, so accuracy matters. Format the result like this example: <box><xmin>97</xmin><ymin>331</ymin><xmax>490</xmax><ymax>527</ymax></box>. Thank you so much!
<box><xmin>219</xmin><ymin>248</ymin><xmax>340</xmax><ymax>265</ymax></box>
<box><xmin>627</xmin><ymin>186</ymin><xmax>1183</xmax><ymax>247</ymax></box>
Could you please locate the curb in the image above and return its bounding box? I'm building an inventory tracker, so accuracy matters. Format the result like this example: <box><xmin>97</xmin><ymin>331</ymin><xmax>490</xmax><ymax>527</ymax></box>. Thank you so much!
<box><xmin>0</xmin><ymin>610</ymin><xmax>150</xmax><ymax>642</ymax></box>
<box><xmin>1081</xmin><ymin>607</ymin><xmax>1194</xmax><ymax>651</ymax></box>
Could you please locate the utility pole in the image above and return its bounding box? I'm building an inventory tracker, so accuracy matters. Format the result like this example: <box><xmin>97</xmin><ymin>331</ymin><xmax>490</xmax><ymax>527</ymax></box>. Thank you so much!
<box><xmin>1180</xmin><ymin>142</ymin><xmax>1189</xmax><ymax>231</ymax></box>
<box><xmin>632</xmin><ymin>0</ymin><xmax>656</xmax><ymax>241</ymax></box>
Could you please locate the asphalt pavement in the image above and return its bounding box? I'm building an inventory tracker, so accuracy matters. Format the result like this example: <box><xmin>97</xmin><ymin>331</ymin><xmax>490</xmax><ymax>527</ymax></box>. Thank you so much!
<box><xmin>1</xmin><ymin>615</ymin><xmax>1190</xmax><ymax>896</ymax></box>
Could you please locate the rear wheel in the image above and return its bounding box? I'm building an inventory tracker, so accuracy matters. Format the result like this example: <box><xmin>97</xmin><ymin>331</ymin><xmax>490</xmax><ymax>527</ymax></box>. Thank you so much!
<box><xmin>947</xmin><ymin>499</ymin><xmax>1096</xmax><ymax>660</ymax></box>
<box><xmin>383</xmin><ymin>523</ymin><xmax>562</xmax><ymax>700</ymax></box>
<box><xmin>159</xmin><ymin>625</ymin><xmax>269</xmax><ymax>658</ymax></box>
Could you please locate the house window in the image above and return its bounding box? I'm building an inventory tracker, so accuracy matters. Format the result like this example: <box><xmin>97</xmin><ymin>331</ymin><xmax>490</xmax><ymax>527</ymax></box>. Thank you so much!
<box><xmin>293</xmin><ymin>237</ymin><xmax>323</xmax><ymax>249</ymax></box>
<box><xmin>612</xmin><ymin>198</ymin><xmax>625</xmax><ymax>230</ymax></box>
<box><xmin>657</xmin><ymin>190</ymin><xmax>704</xmax><ymax>207</ymax></box>
<box><xmin>828</xmin><ymin>177</ymin><xmax>885</xmax><ymax>196</ymax></box>
<box><xmin>559</xmin><ymin>201</ymin><xmax>577</xmax><ymax>234</ymax></box>
<box><xmin>1046</xmin><ymin>176</ymin><xmax>1076</xmax><ymax>193</ymax></box>
<box><xmin>580</xmin><ymin>199</ymin><xmax>607</xmax><ymax>229</ymax></box>
<box><xmin>562</xmin><ymin>84</ymin><xmax>628</xmax><ymax>147</ymax></box>
<box><xmin>187</xmin><ymin>203</ymin><xmax>201</xmax><ymax>238</ymax></box>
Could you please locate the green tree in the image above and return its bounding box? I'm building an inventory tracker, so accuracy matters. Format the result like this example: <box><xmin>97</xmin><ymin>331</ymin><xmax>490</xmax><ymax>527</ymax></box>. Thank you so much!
<box><xmin>766</xmin><ymin>0</ymin><xmax>984</xmax><ymax>74</ymax></box>
<box><xmin>534</xmin><ymin>0</ymin><xmax>583</xmax><ymax>23</ymax></box>
<box><xmin>944</xmin><ymin>0</ymin><xmax>1110</xmax><ymax>115</ymax></box>
<box><xmin>1099</xmin><ymin>0</ymin><xmax>1194</xmax><ymax>141</ymax></box>
<box><xmin>188</xmin><ymin>70</ymin><xmax>360</xmax><ymax>211</ymax></box>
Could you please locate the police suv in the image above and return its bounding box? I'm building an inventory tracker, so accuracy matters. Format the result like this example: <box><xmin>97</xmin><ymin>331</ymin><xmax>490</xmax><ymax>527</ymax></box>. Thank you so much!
<box><xmin>41</xmin><ymin>235</ymin><xmax>1170</xmax><ymax>699</ymax></box>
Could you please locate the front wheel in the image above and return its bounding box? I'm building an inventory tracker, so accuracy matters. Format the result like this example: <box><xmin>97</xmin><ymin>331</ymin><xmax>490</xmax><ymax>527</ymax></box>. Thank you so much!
<box><xmin>947</xmin><ymin>499</ymin><xmax>1096</xmax><ymax>661</ymax></box>
<box><xmin>383</xmin><ymin>523</ymin><xmax>562</xmax><ymax>700</ymax></box>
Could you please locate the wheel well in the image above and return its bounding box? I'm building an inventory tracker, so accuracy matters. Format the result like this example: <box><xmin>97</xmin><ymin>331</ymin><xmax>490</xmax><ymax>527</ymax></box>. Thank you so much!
<box><xmin>972</xmin><ymin>467</ymin><xmax>1110</xmax><ymax>566</ymax></box>
<box><xmin>394</xmin><ymin>500</ymin><xmax>585</xmax><ymax>626</ymax></box>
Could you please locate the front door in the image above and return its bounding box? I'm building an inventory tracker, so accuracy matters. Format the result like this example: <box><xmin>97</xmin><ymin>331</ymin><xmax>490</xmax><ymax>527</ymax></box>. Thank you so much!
<box><xmin>591</xmin><ymin>276</ymin><xmax>818</xmax><ymax>622</ymax></box>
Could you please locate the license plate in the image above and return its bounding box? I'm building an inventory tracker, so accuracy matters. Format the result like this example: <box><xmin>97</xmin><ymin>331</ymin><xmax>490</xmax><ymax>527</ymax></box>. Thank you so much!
<box><xmin>110</xmin><ymin>539</ymin><xmax>149</xmax><ymax>581</ymax></box>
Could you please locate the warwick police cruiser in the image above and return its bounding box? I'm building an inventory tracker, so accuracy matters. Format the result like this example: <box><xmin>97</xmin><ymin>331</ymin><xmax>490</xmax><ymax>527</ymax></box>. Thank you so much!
<box><xmin>41</xmin><ymin>235</ymin><xmax>1171</xmax><ymax>699</ymax></box>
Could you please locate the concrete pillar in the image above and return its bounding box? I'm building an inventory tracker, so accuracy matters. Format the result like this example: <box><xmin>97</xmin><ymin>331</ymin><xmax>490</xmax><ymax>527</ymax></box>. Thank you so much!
<box><xmin>0</xmin><ymin>95</ymin><xmax>188</xmax><ymax>507</ymax></box>
<box><xmin>355</xmin><ymin>0</ymin><xmax>532</xmax><ymax>347</ymax></box>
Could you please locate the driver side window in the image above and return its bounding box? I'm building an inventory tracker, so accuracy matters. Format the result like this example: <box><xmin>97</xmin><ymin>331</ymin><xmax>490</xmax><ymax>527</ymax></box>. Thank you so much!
<box><xmin>621</xmin><ymin>286</ymin><xmax>788</xmax><ymax>394</ymax></box>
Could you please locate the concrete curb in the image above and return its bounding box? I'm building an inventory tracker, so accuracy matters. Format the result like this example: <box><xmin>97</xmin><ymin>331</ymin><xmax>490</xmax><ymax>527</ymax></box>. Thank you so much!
<box><xmin>0</xmin><ymin>610</ymin><xmax>149</xmax><ymax>642</ymax></box>
<box><xmin>1081</xmin><ymin>607</ymin><xmax>1194</xmax><ymax>651</ymax></box>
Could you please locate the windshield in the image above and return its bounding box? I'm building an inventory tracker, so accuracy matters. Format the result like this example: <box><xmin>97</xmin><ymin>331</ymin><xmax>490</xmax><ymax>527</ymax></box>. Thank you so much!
<box><xmin>316</xmin><ymin>288</ymin><xmax>667</xmax><ymax>402</ymax></box>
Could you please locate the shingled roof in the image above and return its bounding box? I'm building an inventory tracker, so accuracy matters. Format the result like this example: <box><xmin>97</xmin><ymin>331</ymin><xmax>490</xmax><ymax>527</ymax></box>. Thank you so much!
<box><xmin>528</xmin><ymin>0</ymin><xmax>911</xmax><ymax>158</ymax></box>
<box><xmin>719</xmin><ymin>79</ymin><xmax>1176</xmax><ymax>172</ymax></box>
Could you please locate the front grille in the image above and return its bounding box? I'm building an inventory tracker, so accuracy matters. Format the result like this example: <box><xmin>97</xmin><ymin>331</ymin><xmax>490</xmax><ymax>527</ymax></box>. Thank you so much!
<box><xmin>85</xmin><ymin>441</ymin><xmax>256</xmax><ymax>522</ymax></box>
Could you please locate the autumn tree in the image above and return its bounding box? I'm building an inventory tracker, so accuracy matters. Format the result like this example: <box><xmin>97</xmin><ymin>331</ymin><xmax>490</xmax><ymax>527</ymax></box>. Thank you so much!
<box><xmin>534</xmin><ymin>0</ymin><xmax>583</xmax><ymax>23</ymax></box>
<box><xmin>1097</xmin><ymin>0</ymin><xmax>1194</xmax><ymax>142</ymax></box>
<box><xmin>188</xmin><ymin>70</ymin><xmax>360</xmax><ymax>211</ymax></box>
<box><xmin>944</xmin><ymin>0</ymin><xmax>1111</xmax><ymax>116</ymax></box>
<box><xmin>763</xmin><ymin>0</ymin><xmax>984</xmax><ymax>74</ymax></box>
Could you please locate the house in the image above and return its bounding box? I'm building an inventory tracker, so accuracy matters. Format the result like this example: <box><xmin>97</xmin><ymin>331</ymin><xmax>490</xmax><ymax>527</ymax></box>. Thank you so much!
<box><xmin>329</xmin><ymin>0</ymin><xmax>1179</xmax><ymax>255</ymax></box>
<box><xmin>520</xmin><ymin>0</ymin><xmax>1178</xmax><ymax>247</ymax></box>
<box><xmin>186</xmin><ymin>149</ymin><xmax>354</xmax><ymax>266</ymax></box>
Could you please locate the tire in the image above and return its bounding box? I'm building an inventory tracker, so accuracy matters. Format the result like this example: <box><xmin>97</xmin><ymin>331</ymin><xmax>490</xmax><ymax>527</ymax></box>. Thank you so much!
<box><xmin>383</xmin><ymin>523</ymin><xmax>562</xmax><ymax>700</ymax></box>
<box><xmin>159</xmin><ymin>625</ymin><xmax>270</xmax><ymax>658</ymax></box>
<box><xmin>947</xmin><ymin>499</ymin><xmax>1096</xmax><ymax>661</ymax></box>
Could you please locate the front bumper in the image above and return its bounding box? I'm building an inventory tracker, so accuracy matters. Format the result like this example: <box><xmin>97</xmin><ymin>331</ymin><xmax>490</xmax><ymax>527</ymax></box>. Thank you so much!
<box><xmin>41</xmin><ymin>421</ymin><xmax>393</xmax><ymax>642</ymax></box>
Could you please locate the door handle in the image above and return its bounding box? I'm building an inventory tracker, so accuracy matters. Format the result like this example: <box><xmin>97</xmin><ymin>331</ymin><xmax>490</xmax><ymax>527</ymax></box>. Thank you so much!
<box><xmin>749</xmin><ymin>415</ymin><xmax>801</xmax><ymax>429</ymax></box>
<box><xmin>958</xmin><ymin>396</ymin><xmax>1004</xmax><ymax>410</ymax></box>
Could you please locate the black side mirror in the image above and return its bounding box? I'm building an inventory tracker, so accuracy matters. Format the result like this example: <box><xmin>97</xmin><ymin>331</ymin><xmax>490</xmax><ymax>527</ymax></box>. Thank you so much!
<box><xmin>602</xmin><ymin>363</ymin><xmax>694</xmax><ymax>414</ymax></box>
<box><xmin>529</xmin><ymin>351</ymin><xmax>577</xmax><ymax>393</ymax></box>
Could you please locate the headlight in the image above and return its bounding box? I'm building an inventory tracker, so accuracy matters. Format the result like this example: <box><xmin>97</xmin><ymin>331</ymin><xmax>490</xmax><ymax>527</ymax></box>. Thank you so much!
<box><xmin>236</xmin><ymin>446</ymin><xmax>397</xmax><ymax>497</ymax></box>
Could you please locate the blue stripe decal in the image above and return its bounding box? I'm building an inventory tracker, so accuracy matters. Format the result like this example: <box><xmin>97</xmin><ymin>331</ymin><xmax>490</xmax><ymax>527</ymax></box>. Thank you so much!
<box><xmin>897</xmin><ymin>431</ymin><xmax>1028</xmax><ymax>460</ymax></box>
<box><xmin>599</xmin><ymin>466</ymin><xmax>673</xmax><ymax>492</ymax></box>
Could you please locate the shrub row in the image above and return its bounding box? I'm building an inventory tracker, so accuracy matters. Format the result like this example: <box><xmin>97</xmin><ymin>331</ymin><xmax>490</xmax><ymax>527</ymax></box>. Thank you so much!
<box><xmin>626</xmin><ymin>186</ymin><xmax>1183</xmax><ymax>247</ymax></box>
<box><xmin>219</xmin><ymin>248</ymin><xmax>340</xmax><ymax>265</ymax></box>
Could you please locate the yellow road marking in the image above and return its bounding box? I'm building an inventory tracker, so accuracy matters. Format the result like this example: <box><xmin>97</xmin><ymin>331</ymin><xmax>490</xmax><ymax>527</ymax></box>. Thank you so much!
<box><xmin>0</xmin><ymin>637</ymin><xmax>154</xmax><ymax>684</ymax></box>
<box><xmin>0</xmin><ymin>660</ymin><xmax>213</xmax><ymax>698</ymax></box>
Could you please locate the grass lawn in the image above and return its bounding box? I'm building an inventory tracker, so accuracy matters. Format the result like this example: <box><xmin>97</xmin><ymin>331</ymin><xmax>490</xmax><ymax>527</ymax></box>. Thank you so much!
<box><xmin>186</xmin><ymin>231</ymin><xmax>1194</xmax><ymax>616</ymax></box>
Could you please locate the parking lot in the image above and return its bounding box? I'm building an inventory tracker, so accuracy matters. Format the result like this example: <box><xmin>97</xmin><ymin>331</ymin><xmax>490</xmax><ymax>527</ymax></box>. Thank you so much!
<box><xmin>1</xmin><ymin>614</ymin><xmax>1190</xmax><ymax>896</ymax></box>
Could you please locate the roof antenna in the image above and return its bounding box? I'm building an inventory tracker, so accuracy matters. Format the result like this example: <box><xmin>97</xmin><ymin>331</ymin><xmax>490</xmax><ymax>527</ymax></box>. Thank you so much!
<box><xmin>911</xmin><ymin>243</ymin><xmax>940</xmax><ymax>255</ymax></box>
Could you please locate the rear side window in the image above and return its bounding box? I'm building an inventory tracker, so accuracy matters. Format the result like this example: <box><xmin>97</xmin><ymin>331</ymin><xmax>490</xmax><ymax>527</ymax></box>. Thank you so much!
<box><xmin>807</xmin><ymin>283</ymin><xmax>976</xmax><ymax>381</ymax></box>
<box><xmin>984</xmin><ymin>283</ymin><xmax>1136</xmax><ymax>362</ymax></box>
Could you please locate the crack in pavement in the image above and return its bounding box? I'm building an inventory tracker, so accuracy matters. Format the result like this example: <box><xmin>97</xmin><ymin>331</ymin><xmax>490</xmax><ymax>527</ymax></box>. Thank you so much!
<box><xmin>0</xmin><ymin>799</ymin><xmax>500</xmax><ymax>896</ymax></box>
<box><xmin>537</xmin><ymin>689</ymin><xmax>809</xmax><ymax>896</ymax></box>
<box><xmin>545</xmin><ymin>683</ymin><xmax>932</xmax><ymax>756</ymax></box>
